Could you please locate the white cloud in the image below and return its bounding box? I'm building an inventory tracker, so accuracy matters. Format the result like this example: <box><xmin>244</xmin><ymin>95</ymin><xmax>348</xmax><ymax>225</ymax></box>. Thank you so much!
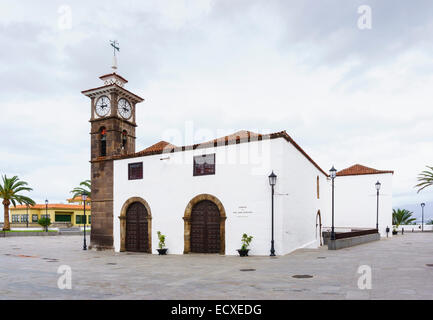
<box><xmin>1</xmin><ymin>0</ymin><xmax>433</xmax><ymax>222</ymax></box>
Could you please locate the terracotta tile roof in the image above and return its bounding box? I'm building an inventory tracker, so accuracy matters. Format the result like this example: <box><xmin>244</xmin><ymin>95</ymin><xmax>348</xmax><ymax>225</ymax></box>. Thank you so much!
<box><xmin>136</xmin><ymin>141</ymin><xmax>178</xmax><ymax>155</ymax></box>
<box><xmin>12</xmin><ymin>204</ymin><xmax>91</xmax><ymax>210</ymax></box>
<box><xmin>115</xmin><ymin>130</ymin><xmax>328</xmax><ymax>176</ymax></box>
<box><xmin>336</xmin><ymin>164</ymin><xmax>394</xmax><ymax>177</ymax></box>
<box><xmin>67</xmin><ymin>195</ymin><xmax>91</xmax><ymax>202</ymax></box>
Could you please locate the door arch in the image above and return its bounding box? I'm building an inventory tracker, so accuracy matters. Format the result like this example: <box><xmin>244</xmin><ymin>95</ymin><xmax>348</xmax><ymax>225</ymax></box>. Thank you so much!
<box><xmin>316</xmin><ymin>210</ymin><xmax>322</xmax><ymax>246</ymax></box>
<box><xmin>119</xmin><ymin>197</ymin><xmax>152</xmax><ymax>252</ymax></box>
<box><xmin>183</xmin><ymin>194</ymin><xmax>226</xmax><ymax>254</ymax></box>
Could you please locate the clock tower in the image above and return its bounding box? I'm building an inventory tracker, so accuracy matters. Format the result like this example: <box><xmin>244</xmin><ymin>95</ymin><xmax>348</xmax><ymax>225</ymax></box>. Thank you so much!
<box><xmin>82</xmin><ymin>72</ymin><xmax>144</xmax><ymax>250</ymax></box>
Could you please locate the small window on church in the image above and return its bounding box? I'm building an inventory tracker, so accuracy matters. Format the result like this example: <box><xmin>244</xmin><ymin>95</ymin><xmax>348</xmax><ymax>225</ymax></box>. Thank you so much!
<box><xmin>317</xmin><ymin>176</ymin><xmax>320</xmax><ymax>199</ymax></box>
<box><xmin>122</xmin><ymin>130</ymin><xmax>127</xmax><ymax>149</ymax></box>
<box><xmin>100</xmin><ymin>127</ymin><xmax>107</xmax><ymax>157</ymax></box>
<box><xmin>193</xmin><ymin>154</ymin><xmax>215</xmax><ymax>176</ymax></box>
<box><xmin>128</xmin><ymin>162</ymin><xmax>143</xmax><ymax>180</ymax></box>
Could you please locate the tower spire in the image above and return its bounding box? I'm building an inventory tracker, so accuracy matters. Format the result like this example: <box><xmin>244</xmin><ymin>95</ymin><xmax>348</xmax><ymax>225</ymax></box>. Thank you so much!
<box><xmin>110</xmin><ymin>40</ymin><xmax>120</xmax><ymax>70</ymax></box>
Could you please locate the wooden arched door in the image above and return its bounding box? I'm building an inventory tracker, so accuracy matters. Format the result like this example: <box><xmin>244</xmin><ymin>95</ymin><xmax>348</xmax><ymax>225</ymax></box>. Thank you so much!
<box><xmin>190</xmin><ymin>200</ymin><xmax>221</xmax><ymax>253</ymax></box>
<box><xmin>125</xmin><ymin>202</ymin><xmax>149</xmax><ymax>252</ymax></box>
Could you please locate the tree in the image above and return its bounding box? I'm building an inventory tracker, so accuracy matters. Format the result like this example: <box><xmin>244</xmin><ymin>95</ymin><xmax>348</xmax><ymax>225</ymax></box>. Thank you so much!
<box><xmin>70</xmin><ymin>179</ymin><xmax>91</xmax><ymax>198</ymax></box>
<box><xmin>392</xmin><ymin>209</ymin><xmax>416</xmax><ymax>227</ymax></box>
<box><xmin>0</xmin><ymin>175</ymin><xmax>35</xmax><ymax>231</ymax></box>
<box><xmin>415</xmin><ymin>166</ymin><xmax>433</xmax><ymax>193</ymax></box>
<box><xmin>426</xmin><ymin>219</ymin><xmax>433</xmax><ymax>225</ymax></box>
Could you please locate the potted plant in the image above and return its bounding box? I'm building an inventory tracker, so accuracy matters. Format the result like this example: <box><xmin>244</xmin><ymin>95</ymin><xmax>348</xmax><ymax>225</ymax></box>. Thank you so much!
<box><xmin>157</xmin><ymin>231</ymin><xmax>168</xmax><ymax>255</ymax></box>
<box><xmin>392</xmin><ymin>227</ymin><xmax>398</xmax><ymax>235</ymax></box>
<box><xmin>237</xmin><ymin>233</ymin><xmax>253</xmax><ymax>257</ymax></box>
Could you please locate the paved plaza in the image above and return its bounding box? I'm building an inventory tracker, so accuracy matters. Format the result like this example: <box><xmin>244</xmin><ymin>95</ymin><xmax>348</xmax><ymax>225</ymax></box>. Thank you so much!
<box><xmin>0</xmin><ymin>233</ymin><xmax>432</xmax><ymax>299</ymax></box>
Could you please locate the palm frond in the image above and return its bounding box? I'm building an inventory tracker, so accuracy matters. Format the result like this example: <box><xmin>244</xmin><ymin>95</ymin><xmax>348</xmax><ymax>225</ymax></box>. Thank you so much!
<box><xmin>70</xmin><ymin>179</ymin><xmax>91</xmax><ymax>198</ymax></box>
<box><xmin>415</xmin><ymin>166</ymin><xmax>433</xmax><ymax>193</ymax></box>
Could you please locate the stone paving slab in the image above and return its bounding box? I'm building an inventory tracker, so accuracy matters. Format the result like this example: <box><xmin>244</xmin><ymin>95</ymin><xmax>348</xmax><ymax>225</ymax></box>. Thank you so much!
<box><xmin>0</xmin><ymin>233</ymin><xmax>432</xmax><ymax>299</ymax></box>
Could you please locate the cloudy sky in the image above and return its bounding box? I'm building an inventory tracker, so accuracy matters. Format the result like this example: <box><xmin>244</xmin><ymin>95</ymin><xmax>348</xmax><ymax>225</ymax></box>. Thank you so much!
<box><xmin>1</xmin><ymin>0</ymin><xmax>433</xmax><ymax>221</ymax></box>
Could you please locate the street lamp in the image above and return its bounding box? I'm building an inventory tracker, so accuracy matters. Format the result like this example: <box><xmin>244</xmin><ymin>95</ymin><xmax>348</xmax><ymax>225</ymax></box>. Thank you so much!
<box><xmin>421</xmin><ymin>203</ymin><xmax>425</xmax><ymax>232</ymax></box>
<box><xmin>26</xmin><ymin>204</ymin><xmax>29</xmax><ymax>228</ymax></box>
<box><xmin>375</xmin><ymin>181</ymin><xmax>381</xmax><ymax>231</ymax></box>
<box><xmin>268</xmin><ymin>171</ymin><xmax>277</xmax><ymax>257</ymax></box>
<box><xmin>44</xmin><ymin>199</ymin><xmax>48</xmax><ymax>232</ymax></box>
<box><xmin>82</xmin><ymin>194</ymin><xmax>88</xmax><ymax>250</ymax></box>
<box><xmin>329</xmin><ymin>166</ymin><xmax>337</xmax><ymax>241</ymax></box>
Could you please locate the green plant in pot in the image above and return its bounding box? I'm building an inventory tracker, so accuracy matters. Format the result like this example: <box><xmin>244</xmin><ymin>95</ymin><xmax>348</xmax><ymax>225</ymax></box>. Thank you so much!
<box><xmin>237</xmin><ymin>233</ymin><xmax>253</xmax><ymax>257</ymax></box>
<box><xmin>157</xmin><ymin>231</ymin><xmax>168</xmax><ymax>255</ymax></box>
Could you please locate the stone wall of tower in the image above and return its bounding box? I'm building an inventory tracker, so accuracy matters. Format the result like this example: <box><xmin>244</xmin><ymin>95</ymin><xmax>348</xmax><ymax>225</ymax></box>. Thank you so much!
<box><xmin>89</xmin><ymin>118</ymin><xmax>136</xmax><ymax>250</ymax></box>
<box><xmin>90</xmin><ymin>160</ymin><xmax>114</xmax><ymax>249</ymax></box>
<box><xmin>90</xmin><ymin>119</ymin><xmax>136</xmax><ymax>159</ymax></box>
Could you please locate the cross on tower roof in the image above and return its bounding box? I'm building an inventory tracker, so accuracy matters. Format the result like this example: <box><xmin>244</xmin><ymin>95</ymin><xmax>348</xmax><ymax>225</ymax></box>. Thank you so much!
<box><xmin>110</xmin><ymin>40</ymin><xmax>120</xmax><ymax>70</ymax></box>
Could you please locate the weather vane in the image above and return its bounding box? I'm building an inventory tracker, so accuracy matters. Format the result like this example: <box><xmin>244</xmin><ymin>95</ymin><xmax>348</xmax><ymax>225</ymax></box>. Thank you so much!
<box><xmin>110</xmin><ymin>40</ymin><xmax>120</xmax><ymax>70</ymax></box>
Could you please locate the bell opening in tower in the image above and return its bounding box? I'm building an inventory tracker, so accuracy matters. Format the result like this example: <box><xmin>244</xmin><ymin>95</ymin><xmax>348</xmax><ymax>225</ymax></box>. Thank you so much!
<box><xmin>100</xmin><ymin>127</ymin><xmax>107</xmax><ymax>157</ymax></box>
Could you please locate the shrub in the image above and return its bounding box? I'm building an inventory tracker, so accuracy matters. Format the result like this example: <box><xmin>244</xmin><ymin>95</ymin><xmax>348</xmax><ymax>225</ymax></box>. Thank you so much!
<box><xmin>157</xmin><ymin>231</ymin><xmax>166</xmax><ymax>249</ymax></box>
<box><xmin>38</xmin><ymin>217</ymin><xmax>51</xmax><ymax>229</ymax></box>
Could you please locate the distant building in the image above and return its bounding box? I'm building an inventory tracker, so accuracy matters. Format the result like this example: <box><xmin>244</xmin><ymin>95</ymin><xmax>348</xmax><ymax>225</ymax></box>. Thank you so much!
<box><xmin>9</xmin><ymin>196</ymin><xmax>91</xmax><ymax>228</ymax></box>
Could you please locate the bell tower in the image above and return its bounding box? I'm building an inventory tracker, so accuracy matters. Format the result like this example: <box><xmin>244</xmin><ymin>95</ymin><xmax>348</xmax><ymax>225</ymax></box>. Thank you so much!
<box><xmin>82</xmin><ymin>72</ymin><xmax>144</xmax><ymax>250</ymax></box>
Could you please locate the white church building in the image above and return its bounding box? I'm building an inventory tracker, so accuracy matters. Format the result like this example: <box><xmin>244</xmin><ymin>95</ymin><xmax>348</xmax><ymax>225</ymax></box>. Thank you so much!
<box><xmin>82</xmin><ymin>72</ymin><xmax>394</xmax><ymax>255</ymax></box>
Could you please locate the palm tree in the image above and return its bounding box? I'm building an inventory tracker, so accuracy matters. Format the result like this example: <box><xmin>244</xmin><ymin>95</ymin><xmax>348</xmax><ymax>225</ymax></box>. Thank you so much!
<box><xmin>415</xmin><ymin>166</ymin><xmax>433</xmax><ymax>193</ymax></box>
<box><xmin>70</xmin><ymin>179</ymin><xmax>91</xmax><ymax>198</ymax></box>
<box><xmin>0</xmin><ymin>175</ymin><xmax>35</xmax><ymax>231</ymax></box>
<box><xmin>392</xmin><ymin>209</ymin><xmax>416</xmax><ymax>227</ymax></box>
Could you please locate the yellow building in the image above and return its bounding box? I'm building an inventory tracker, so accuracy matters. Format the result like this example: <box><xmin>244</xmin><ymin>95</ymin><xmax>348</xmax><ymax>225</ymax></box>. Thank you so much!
<box><xmin>10</xmin><ymin>196</ymin><xmax>91</xmax><ymax>228</ymax></box>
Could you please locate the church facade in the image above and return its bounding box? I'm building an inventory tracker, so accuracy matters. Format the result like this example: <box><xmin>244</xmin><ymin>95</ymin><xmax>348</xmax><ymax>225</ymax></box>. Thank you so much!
<box><xmin>82</xmin><ymin>72</ymin><xmax>393</xmax><ymax>255</ymax></box>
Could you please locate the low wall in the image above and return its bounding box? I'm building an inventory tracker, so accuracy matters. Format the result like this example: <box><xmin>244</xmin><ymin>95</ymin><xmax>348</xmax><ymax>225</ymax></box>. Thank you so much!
<box><xmin>328</xmin><ymin>233</ymin><xmax>380</xmax><ymax>250</ymax></box>
<box><xmin>395</xmin><ymin>225</ymin><xmax>433</xmax><ymax>232</ymax></box>
<box><xmin>0</xmin><ymin>231</ymin><xmax>59</xmax><ymax>237</ymax></box>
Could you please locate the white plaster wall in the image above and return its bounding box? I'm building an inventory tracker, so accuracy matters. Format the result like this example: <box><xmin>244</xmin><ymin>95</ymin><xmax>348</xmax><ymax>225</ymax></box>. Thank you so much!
<box><xmin>113</xmin><ymin>137</ymin><xmax>328</xmax><ymax>255</ymax></box>
<box><xmin>278</xmin><ymin>139</ymin><xmax>330</xmax><ymax>254</ymax></box>
<box><xmin>114</xmin><ymin>138</ymin><xmax>284</xmax><ymax>255</ymax></box>
<box><xmin>331</xmin><ymin>173</ymin><xmax>393</xmax><ymax>237</ymax></box>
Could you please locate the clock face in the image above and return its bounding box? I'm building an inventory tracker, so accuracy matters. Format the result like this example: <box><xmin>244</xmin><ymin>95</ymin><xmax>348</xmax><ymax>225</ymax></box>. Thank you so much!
<box><xmin>118</xmin><ymin>98</ymin><xmax>132</xmax><ymax>119</ymax></box>
<box><xmin>95</xmin><ymin>96</ymin><xmax>111</xmax><ymax>117</ymax></box>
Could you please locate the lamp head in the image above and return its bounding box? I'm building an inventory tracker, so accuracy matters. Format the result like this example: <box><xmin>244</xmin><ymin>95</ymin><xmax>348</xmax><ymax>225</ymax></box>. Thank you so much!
<box><xmin>329</xmin><ymin>166</ymin><xmax>337</xmax><ymax>179</ymax></box>
<box><xmin>375</xmin><ymin>181</ymin><xmax>381</xmax><ymax>191</ymax></box>
<box><xmin>268</xmin><ymin>171</ymin><xmax>277</xmax><ymax>186</ymax></box>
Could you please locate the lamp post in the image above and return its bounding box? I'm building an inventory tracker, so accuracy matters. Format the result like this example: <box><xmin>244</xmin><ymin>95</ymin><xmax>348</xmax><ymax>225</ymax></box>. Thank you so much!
<box><xmin>82</xmin><ymin>194</ymin><xmax>88</xmax><ymax>250</ymax></box>
<box><xmin>26</xmin><ymin>204</ymin><xmax>29</xmax><ymax>228</ymax></box>
<box><xmin>421</xmin><ymin>203</ymin><xmax>425</xmax><ymax>232</ymax></box>
<box><xmin>44</xmin><ymin>199</ymin><xmax>48</xmax><ymax>232</ymax></box>
<box><xmin>268</xmin><ymin>171</ymin><xmax>277</xmax><ymax>257</ymax></box>
<box><xmin>375</xmin><ymin>181</ymin><xmax>381</xmax><ymax>231</ymax></box>
<box><xmin>330</xmin><ymin>166</ymin><xmax>337</xmax><ymax>240</ymax></box>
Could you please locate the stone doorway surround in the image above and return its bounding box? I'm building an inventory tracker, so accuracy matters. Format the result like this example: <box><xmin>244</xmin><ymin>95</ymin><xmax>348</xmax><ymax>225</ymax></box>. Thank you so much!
<box><xmin>183</xmin><ymin>194</ymin><xmax>227</xmax><ymax>255</ymax></box>
<box><xmin>119</xmin><ymin>197</ymin><xmax>152</xmax><ymax>252</ymax></box>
